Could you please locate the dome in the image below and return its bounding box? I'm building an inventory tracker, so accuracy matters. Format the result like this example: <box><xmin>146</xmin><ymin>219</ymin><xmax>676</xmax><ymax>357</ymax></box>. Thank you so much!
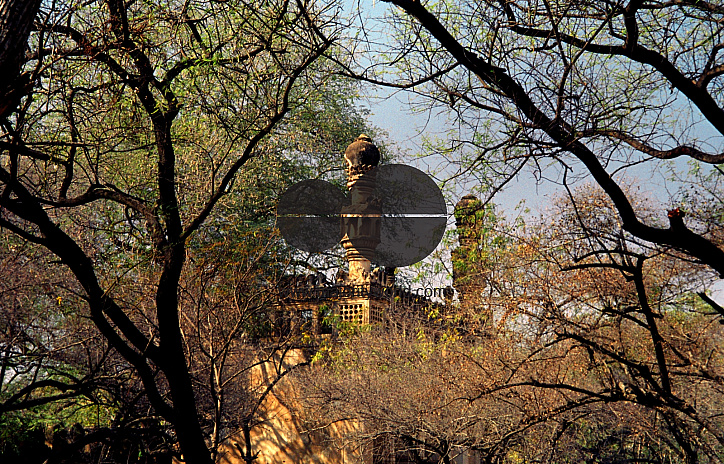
<box><xmin>454</xmin><ymin>194</ymin><xmax>482</xmax><ymax>228</ymax></box>
<box><xmin>455</xmin><ymin>194</ymin><xmax>480</xmax><ymax>214</ymax></box>
<box><xmin>344</xmin><ymin>134</ymin><xmax>380</xmax><ymax>167</ymax></box>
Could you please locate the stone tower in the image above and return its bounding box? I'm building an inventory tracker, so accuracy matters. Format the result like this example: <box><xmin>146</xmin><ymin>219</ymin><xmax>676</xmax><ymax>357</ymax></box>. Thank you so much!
<box><xmin>277</xmin><ymin>135</ymin><xmax>437</xmax><ymax>330</ymax></box>
<box><xmin>335</xmin><ymin>135</ymin><xmax>392</xmax><ymax>325</ymax></box>
<box><xmin>453</xmin><ymin>194</ymin><xmax>483</xmax><ymax>303</ymax></box>
<box><xmin>340</xmin><ymin>134</ymin><xmax>381</xmax><ymax>284</ymax></box>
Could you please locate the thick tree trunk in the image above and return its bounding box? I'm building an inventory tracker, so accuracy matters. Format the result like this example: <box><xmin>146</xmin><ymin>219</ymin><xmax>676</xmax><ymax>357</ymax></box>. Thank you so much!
<box><xmin>152</xmin><ymin>111</ymin><xmax>213</xmax><ymax>463</ymax></box>
<box><xmin>0</xmin><ymin>0</ymin><xmax>41</xmax><ymax>117</ymax></box>
<box><xmin>157</xmin><ymin>244</ymin><xmax>214</xmax><ymax>464</ymax></box>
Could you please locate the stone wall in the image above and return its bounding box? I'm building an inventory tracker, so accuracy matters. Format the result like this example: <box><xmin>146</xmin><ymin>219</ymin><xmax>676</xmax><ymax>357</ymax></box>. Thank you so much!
<box><xmin>216</xmin><ymin>350</ymin><xmax>367</xmax><ymax>464</ymax></box>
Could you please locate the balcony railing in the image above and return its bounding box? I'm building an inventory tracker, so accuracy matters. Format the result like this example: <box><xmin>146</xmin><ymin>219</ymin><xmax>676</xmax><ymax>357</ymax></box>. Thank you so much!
<box><xmin>277</xmin><ymin>282</ymin><xmax>450</xmax><ymax>310</ymax></box>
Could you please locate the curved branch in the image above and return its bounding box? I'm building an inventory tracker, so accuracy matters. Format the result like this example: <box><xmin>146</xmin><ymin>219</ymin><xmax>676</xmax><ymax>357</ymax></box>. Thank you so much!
<box><xmin>0</xmin><ymin>379</ymin><xmax>90</xmax><ymax>413</ymax></box>
<box><xmin>0</xmin><ymin>166</ymin><xmax>172</xmax><ymax>419</ymax></box>
<box><xmin>496</xmin><ymin>3</ymin><xmax>724</xmax><ymax>137</ymax></box>
<box><xmin>384</xmin><ymin>0</ymin><xmax>724</xmax><ymax>278</ymax></box>
<box><xmin>181</xmin><ymin>39</ymin><xmax>331</xmax><ymax>242</ymax></box>
<box><xmin>577</xmin><ymin>129</ymin><xmax>724</xmax><ymax>163</ymax></box>
<box><xmin>48</xmin><ymin>183</ymin><xmax>166</xmax><ymax>249</ymax></box>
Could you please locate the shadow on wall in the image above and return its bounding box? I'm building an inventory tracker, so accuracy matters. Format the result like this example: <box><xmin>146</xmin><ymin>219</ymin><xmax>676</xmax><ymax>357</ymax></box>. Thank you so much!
<box><xmin>216</xmin><ymin>349</ymin><xmax>366</xmax><ymax>464</ymax></box>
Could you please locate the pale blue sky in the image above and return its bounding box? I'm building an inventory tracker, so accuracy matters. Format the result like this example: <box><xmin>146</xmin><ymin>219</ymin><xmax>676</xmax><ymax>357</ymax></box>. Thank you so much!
<box><xmin>347</xmin><ymin>0</ymin><xmax>724</xmax><ymax>297</ymax></box>
<box><xmin>348</xmin><ymin>1</ymin><xmax>722</xmax><ymax>222</ymax></box>
<box><xmin>362</xmin><ymin>86</ymin><xmax>695</xmax><ymax>220</ymax></box>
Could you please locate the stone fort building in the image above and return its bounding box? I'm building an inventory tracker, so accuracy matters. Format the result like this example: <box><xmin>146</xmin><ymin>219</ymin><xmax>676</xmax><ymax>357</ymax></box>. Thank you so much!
<box><xmin>217</xmin><ymin>136</ymin><xmax>484</xmax><ymax>464</ymax></box>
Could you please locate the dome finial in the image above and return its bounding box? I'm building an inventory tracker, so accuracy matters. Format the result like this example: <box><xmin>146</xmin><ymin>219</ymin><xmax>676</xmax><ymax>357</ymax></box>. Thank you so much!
<box><xmin>344</xmin><ymin>134</ymin><xmax>380</xmax><ymax>168</ymax></box>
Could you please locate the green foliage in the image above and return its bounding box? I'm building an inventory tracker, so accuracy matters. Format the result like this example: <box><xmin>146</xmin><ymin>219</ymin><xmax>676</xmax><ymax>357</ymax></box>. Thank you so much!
<box><xmin>0</xmin><ymin>385</ymin><xmax>115</xmax><ymax>457</ymax></box>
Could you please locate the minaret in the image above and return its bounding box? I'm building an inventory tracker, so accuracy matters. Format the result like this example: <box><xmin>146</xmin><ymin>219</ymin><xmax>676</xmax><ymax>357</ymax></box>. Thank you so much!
<box><xmin>453</xmin><ymin>194</ymin><xmax>483</xmax><ymax>301</ymax></box>
<box><xmin>341</xmin><ymin>135</ymin><xmax>381</xmax><ymax>284</ymax></box>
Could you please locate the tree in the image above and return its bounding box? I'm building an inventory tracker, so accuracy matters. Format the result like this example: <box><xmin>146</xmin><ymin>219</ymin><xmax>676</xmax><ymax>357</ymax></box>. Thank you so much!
<box><xmin>498</xmin><ymin>184</ymin><xmax>724</xmax><ymax>462</ymax></box>
<box><xmin>0</xmin><ymin>236</ymin><xmax>118</xmax><ymax>463</ymax></box>
<box><xmin>342</xmin><ymin>0</ymin><xmax>724</xmax><ymax>276</ymax></box>
<box><xmin>297</xmin><ymin>185</ymin><xmax>724</xmax><ymax>463</ymax></box>
<box><xmin>322</xmin><ymin>4</ymin><xmax>724</xmax><ymax>460</ymax></box>
<box><xmin>0</xmin><ymin>0</ymin><xmax>41</xmax><ymax>118</ymax></box>
<box><xmin>0</xmin><ymin>0</ymin><xmax>357</xmax><ymax>462</ymax></box>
